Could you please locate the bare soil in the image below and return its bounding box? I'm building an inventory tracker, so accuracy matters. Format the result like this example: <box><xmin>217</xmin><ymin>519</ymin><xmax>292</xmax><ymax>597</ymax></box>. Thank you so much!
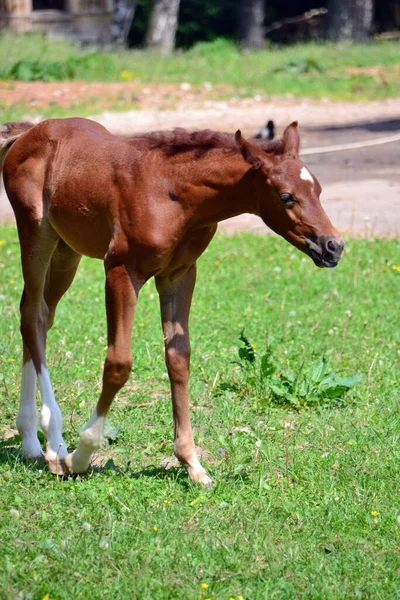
<box><xmin>1</xmin><ymin>82</ymin><xmax>399</xmax><ymax>236</ymax></box>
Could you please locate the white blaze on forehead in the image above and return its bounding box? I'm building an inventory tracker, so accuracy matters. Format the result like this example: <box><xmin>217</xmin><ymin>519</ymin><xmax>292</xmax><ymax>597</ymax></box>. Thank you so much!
<box><xmin>300</xmin><ymin>166</ymin><xmax>314</xmax><ymax>183</ymax></box>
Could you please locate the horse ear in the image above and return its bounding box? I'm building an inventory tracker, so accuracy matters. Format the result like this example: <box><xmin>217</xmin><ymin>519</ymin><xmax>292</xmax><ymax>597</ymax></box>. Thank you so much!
<box><xmin>235</xmin><ymin>130</ymin><xmax>264</xmax><ymax>170</ymax></box>
<box><xmin>282</xmin><ymin>121</ymin><xmax>300</xmax><ymax>155</ymax></box>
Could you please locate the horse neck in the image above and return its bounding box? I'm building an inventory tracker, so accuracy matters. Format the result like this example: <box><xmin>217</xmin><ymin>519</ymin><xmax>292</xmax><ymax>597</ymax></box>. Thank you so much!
<box><xmin>170</xmin><ymin>149</ymin><xmax>261</xmax><ymax>225</ymax></box>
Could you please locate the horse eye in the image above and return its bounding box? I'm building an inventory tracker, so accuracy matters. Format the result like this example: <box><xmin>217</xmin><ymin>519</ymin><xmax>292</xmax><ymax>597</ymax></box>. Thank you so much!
<box><xmin>281</xmin><ymin>192</ymin><xmax>295</xmax><ymax>205</ymax></box>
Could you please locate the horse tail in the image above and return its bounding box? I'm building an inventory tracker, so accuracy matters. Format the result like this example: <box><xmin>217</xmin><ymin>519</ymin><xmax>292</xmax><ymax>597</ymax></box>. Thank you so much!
<box><xmin>0</xmin><ymin>121</ymin><xmax>35</xmax><ymax>176</ymax></box>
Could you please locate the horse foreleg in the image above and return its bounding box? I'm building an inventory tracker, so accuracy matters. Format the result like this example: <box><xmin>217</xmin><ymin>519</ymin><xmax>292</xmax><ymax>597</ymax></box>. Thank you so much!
<box><xmin>156</xmin><ymin>265</ymin><xmax>212</xmax><ymax>487</ymax></box>
<box><xmin>65</xmin><ymin>262</ymin><xmax>139</xmax><ymax>474</ymax></box>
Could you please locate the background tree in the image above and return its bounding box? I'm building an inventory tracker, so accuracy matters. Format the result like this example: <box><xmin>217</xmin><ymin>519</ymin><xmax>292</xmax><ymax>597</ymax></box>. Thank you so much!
<box><xmin>145</xmin><ymin>0</ymin><xmax>181</xmax><ymax>54</ymax></box>
<box><xmin>325</xmin><ymin>0</ymin><xmax>374</xmax><ymax>41</ymax></box>
<box><xmin>237</xmin><ymin>0</ymin><xmax>265</xmax><ymax>50</ymax></box>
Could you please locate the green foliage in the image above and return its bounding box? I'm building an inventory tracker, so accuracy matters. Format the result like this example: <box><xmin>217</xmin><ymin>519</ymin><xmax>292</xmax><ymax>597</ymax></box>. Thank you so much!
<box><xmin>273</xmin><ymin>56</ymin><xmax>324</xmax><ymax>73</ymax></box>
<box><xmin>1</xmin><ymin>35</ymin><xmax>400</xmax><ymax>106</ymax></box>
<box><xmin>224</xmin><ymin>332</ymin><xmax>362</xmax><ymax>408</ymax></box>
<box><xmin>0</xmin><ymin>53</ymin><xmax>116</xmax><ymax>82</ymax></box>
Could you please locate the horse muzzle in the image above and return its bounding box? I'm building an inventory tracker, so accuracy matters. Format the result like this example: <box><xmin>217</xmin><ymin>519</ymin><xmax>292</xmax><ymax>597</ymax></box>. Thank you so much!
<box><xmin>306</xmin><ymin>235</ymin><xmax>344</xmax><ymax>268</ymax></box>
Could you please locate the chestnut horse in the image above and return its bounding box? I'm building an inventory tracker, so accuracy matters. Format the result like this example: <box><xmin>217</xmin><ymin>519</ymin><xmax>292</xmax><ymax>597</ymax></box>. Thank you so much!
<box><xmin>0</xmin><ymin>118</ymin><xmax>343</xmax><ymax>486</ymax></box>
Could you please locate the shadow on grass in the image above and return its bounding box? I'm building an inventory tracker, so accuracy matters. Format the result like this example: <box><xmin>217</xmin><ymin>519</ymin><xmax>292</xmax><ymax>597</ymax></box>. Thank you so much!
<box><xmin>0</xmin><ymin>439</ymin><xmax>45</xmax><ymax>472</ymax></box>
<box><xmin>0</xmin><ymin>438</ymin><xmax>250</xmax><ymax>487</ymax></box>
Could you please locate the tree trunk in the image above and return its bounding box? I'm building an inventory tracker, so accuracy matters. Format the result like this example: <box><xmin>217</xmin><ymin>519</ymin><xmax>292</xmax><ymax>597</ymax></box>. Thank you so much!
<box><xmin>238</xmin><ymin>0</ymin><xmax>265</xmax><ymax>50</ymax></box>
<box><xmin>145</xmin><ymin>0</ymin><xmax>181</xmax><ymax>55</ymax></box>
<box><xmin>112</xmin><ymin>0</ymin><xmax>137</xmax><ymax>45</ymax></box>
<box><xmin>326</xmin><ymin>0</ymin><xmax>374</xmax><ymax>41</ymax></box>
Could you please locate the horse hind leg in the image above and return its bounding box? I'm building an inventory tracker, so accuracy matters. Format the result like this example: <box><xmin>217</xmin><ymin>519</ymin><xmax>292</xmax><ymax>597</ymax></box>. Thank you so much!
<box><xmin>44</xmin><ymin>239</ymin><xmax>81</xmax><ymax>331</ymax></box>
<box><xmin>17</xmin><ymin>218</ymin><xmax>70</xmax><ymax>473</ymax></box>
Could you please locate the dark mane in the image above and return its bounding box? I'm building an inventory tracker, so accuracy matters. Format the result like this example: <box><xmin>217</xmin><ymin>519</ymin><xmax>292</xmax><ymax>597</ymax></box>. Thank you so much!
<box><xmin>130</xmin><ymin>128</ymin><xmax>286</xmax><ymax>157</ymax></box>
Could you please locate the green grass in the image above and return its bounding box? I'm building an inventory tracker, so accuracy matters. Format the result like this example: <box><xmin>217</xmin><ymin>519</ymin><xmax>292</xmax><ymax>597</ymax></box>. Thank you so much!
<box><xmin>0</xmin><ymin>224</ymin><xmax>399</xmax><ymax>599</ymax></box>
<box><xmin>0</xmin><ymin>36</ymin><xmax>400</xmax><ymax>122</ymax></box>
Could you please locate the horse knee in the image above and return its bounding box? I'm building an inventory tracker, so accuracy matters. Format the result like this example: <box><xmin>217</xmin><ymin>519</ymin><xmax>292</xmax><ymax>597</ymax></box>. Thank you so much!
<box><xmin>103</xmin><ymin>357</ymin><xmax>132</xmax><ymax>389</ymax></box>
<box><xmin>166</xmin><ymin>347</ymin><xmax>190</xmax><ymax>384</ymax></box>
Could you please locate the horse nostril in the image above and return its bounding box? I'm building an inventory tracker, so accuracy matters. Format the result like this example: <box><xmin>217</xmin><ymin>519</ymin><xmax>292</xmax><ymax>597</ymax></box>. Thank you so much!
<box><xmin>326</xmin><ymin>239</ymin><xmax>337</xmax><ymax>253</ymax></box>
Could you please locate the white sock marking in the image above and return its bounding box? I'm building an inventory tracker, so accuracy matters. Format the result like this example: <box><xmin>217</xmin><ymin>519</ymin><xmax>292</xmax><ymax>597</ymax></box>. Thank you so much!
<box><xmin>300</xmin><ymin>166</ymin><xmax>314</xmax><ymax>183</ymax></box>
<box><xmin>17</xmin><ymin>361</ymin><xmax>43</xmax><ymax>458</ymax></box>
<box><xmin>38</xmin><ymin>367</ymin><xmax>67</xmax><ymax>461</ymax></box>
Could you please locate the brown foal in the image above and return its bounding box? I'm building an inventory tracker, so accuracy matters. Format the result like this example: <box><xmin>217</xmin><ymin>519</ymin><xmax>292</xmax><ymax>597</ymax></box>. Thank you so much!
<box><xmin>1</xmin><ymin>117</ymin><xmax>343</xmax><ymax>485</ymax></box>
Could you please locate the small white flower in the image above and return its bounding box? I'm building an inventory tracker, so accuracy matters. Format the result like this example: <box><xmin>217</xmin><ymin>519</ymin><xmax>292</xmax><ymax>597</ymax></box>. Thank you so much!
<box><xmin>396</xmin><ymin>515</ymin><xmax>400</xmax><ymax>525</ymax></box>
<box><xmin>274</xmin><ymin>266</ymin><xmax>282</xmax><ymax>272</ymax></box>
<box><xmin>86</xmin><ymin>339</ymin><xmax>92</xmax><ymax>345</ymax></box>
<box><xmin>328</xmin><ymin>329</ymin><xmax>334</xmax><ymax>336</ymax></box>
<box><xmin>284</xmin><ymin>421</ymin><xmax>293</xmax><ymax>430</ymax></box>
<box><xmin>161</xmin><ymin>373</ymin><xmax>169</xmax><ymax>380</ymax></box>
<box><xmin>10</xmin><ymin>508</ymin><xmax>20</xmax><ymax>516</ymax></box>
<box><xmin>255</xmin><ymin>440</ymin><xmax>262</xmax><ymax>448</ymax></box>
<box><xmin>345</xmin><ymin>310</ymin><xmax>352</xmax><ymax>318</ymax></box>
<box><xmin>82</xmin><ymin>522</ymin><xmax>92</xmax><ymax>532</ymax></box>
<box><xmin>321</xmin><ymin>452</ymin><xmax>329</xmax><ymax>458</ymax></box>
<box><xmin>65</xmin><ymin>351</ymin><xmax>73</xmax><ymax>358</ymax></box>
<box><xmin>289</xmin><ymin>310</ymin><xmax>296</xmax><ymax>317</ymax></box>
<box><xmin>0</xmin><ymin>294</ymin><xmax>5</xmax><ymax>301</ymax></box>
<box><xmin>99</xmin><ymin>539</ymin><xmax>109</xmax><ymax>550</ymax></box>
<box><xmin>180</xmin><ymin>82</ymin><xmax>191</xmax><ymax>91</ymax></box>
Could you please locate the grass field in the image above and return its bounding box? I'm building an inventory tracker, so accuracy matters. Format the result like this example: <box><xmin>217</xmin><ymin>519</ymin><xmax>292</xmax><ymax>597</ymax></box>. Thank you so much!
<box><xmin>0</xmin><ymin>224</ymin><xmax>399</xmax><ymax>599</ymax></box>
<box><xmin>0</xmin><ymin>36</ymin><xmax>400</xmax><ymax>122</ymax></box>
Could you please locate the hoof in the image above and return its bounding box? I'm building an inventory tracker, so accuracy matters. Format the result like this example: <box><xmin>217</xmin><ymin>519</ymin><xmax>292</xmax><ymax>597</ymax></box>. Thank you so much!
<box><xmin>198</xmin><ymin>473</ymin><xmax>213</xmax><ymax>488</ymax></box>
<box><xmin>21</xmin><ymin>439</ymin><xmax>45</xmax><ymax>461</ymax></box>
<box><xmin>187</xmin><ymin>466</ymin><xmax>213</xmax><ymax>488</ymax></box>
<box><xmin>46</xmin><ymin>446</ymin><xmax>69</xmax><ymax>476</ymax></box>
<box><xmin>47</xmin><ymin>457</ymin><xmax>67</xmax><ymax>476</ymax></box>
<box><xmin>64</xmin><ymin>452</ymin><xmax>89</xmax><ymax>475</ymax></box>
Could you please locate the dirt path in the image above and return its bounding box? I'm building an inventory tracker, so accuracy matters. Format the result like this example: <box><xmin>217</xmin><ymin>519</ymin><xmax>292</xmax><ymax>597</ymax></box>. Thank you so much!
<box><xmin>1</xmin><ymin>88</ymin><xmax>399</xmax><ymax>236</ymax></box>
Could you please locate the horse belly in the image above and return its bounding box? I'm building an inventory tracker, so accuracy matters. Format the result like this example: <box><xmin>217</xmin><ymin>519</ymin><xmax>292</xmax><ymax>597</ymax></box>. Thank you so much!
<box><xmin>48</xmin><ymin>193</ymin><xmax>112</xmax><ymax>259</ymax></box>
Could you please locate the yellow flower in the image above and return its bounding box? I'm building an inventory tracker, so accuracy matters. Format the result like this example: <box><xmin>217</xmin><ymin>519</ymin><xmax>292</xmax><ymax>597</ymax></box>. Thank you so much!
<box><xmin>200</xmin><ymin>583</ymin><xmax>209</xmax><ymax>590</ymax></box>
<box><xmin>120</xmin><ymin>70</ymin><xmax>133</xmax><ymax>81</ymax></box>
<box><xmin>391</xmin><ymin>265</ymin><xmax>400</xmax><ymax>272</ymax></box>
<box><xmin>250</xmin><ymin>343</ymin><xmax>257</xmax><ymax>350</ymax></box>
<box><xmin>164</xmin><ymin>499</ymin><xmax>172</xmax><ymax>505</ymax></box>
<box><xmin>42</xmin><ymin>595</ymin><xmax>50</xmax><ymax>600</ymax></box>
<box><xmin>153</xmin><ymin>525</ymin><xmax>158</xmax><ymax>532</ymax></box>
<box><xmin>371</xmin><ymin>510</ymin><xmax>379</xmax><ymax>517</ymax></box>
<box><xmin>9</xmin><ymin>279</ymin><xmax>15</xmax><ymax>285</ymax></box>
<box><xmin>237</xmin><ymin>596</ymin><xmax>244</xmax><ymax>600</ymax></box>
<box><xmin>0</xmin><ymin>240</ymin><xmax>5</xmax><ymax>246</ymax></box>
<box><xmin>347</xmin><ymin>440</ymin><xmax>354</xmax><ymax>446</ymax></box>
